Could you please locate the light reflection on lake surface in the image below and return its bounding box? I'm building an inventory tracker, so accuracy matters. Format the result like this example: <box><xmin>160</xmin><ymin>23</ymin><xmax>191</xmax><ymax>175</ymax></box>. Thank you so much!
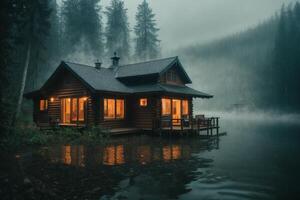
<box><xmin>7</xmin><ymin>119</ymin><xmax>300</xmax><ymax>199</ymax></box>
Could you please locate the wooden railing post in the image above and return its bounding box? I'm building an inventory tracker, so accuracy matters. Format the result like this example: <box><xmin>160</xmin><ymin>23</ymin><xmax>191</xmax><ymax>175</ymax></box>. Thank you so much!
<box><xmin>181</xmin><ymin>119</ymin><xmax>183</xmax><ymax>131</ymax></box>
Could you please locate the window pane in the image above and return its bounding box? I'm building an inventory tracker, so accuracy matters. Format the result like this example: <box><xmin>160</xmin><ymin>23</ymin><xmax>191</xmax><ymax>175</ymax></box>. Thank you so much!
<box><xmin>140</xmin><ymin>98</ymin><xmax>147</xmax><ymax>107</ymax></box>
<box><xmin>62</xmin><ymin>98</ymin><xmax>71</xmax><ymax>123</ymax></box>
<box><xmin>78</xmin><ymin>97</ymin><xmax>85</xmax><ymax>121</ymax></box>
<box><xmin>182</xmin><ymin>100</ymin><xmax>189</xmax><ymax>115</ymax></box>
<box><xmin>40</xmin><ymin>100</ymin><xmax>45</xmax><ymax>111</ymax></box>
<box><xmin>71</xmin><ymin>98</ymin><xmax>78</xmax><ymax>121</ymax></box>
<box><xmin>40</xmin><ymin>100</ymin><xmax>48</xmax><ymax>111</ymax></box>
<box><xmin>104</xmin><ymin>98</ymin><xmax>115</xmax><ymax>119</ymax></box>
<box><xmin>162</xmin><ymin>98</ymin><xmax>171</xmax><ymax>115</ymax></box>
<box><xmin>116</xmin><ymin>99</ymin><xmax>124</xmax><ymax>119</ymax></box>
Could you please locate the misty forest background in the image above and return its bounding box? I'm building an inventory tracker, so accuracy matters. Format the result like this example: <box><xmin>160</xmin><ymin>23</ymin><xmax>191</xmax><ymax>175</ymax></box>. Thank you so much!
<box><xmin>1</xmin><ymin>0</ymin><xmax>300</xmax><ymax>131</ymax></box>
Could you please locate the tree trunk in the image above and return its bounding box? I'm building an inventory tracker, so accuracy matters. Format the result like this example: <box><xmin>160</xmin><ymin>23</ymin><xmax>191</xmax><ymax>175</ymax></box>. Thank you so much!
<box><xmin>11</xmin><ymin>42</ymin><xmax>32</xmax><ymax>126</ymax></box>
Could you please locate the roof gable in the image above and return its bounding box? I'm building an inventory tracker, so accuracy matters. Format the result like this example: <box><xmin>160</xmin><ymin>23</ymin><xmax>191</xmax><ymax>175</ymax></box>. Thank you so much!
<box><xmin>115</xmin><ymin>57</ymin><xmax>192</xmax><ymax>83</ymax></box>
<box><xmin>40</xmin><ymin>62</ymin><xmax>95</xmax><ymax>92</ymax></box>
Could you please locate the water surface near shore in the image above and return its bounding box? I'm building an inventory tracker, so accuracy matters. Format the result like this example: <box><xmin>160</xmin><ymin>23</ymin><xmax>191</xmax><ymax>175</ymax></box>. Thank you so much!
<box><xmin>2</xmin><ymin>117</ymin><xmax>300</xmax><ymax>200</ymax></box>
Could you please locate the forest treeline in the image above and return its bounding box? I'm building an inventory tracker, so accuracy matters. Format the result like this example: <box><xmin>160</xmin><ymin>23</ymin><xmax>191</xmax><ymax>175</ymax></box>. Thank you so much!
<box><xmin>177</xmin><ymin>3</ymin><xmax>300</xmax><ymax>112</ymax></box>
<box><xmin>0</xmin><ymin>0</ymin><xmax>160</xmax><ymax>135</ymax></box>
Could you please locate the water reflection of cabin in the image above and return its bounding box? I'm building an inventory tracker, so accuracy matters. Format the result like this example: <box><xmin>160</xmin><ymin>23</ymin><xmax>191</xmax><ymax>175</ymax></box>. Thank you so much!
<box><xmin>58</xmin><ymin>144</ymin><xmax>192</xmax><ymax>166</ymax></box>
<box><xmin>24</xmin><ymin>54</ymin><xmax>214</xmax><ymax>134</ymax></box>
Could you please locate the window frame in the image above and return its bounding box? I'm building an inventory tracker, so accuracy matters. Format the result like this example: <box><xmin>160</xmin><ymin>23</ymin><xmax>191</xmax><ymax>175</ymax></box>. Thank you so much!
<box><xmin>39</xmin><ymin>99</ymin><xmax>48</xmax><ymax>111</ymax></box>
<box><xmin>61</xmin><ymin>97</ymin><xmax>87</xmax><ymax>124</ymax></box>
<box><xmin>182</xmin><ymin>100</ymin><xmax>189</xmax><ymax>116</ymax></box>
<box><xmin>161</xmin><ymin>98</ymin><xmax>189</xmax><ymax>117</ymax></box>
<box><xmin>166</xmin><ymin>70</ymin><xmax>177</xmax><ymax>82</ymax></box>
<box><xmin>139</xmin><ymin>98</ymin><xmax>148</xmax><ymax>107</ymax></box>
<box><xmin>161</xmin><ymin>98</ymin><xmax>171</xmax><ymax>116</ymax></box>
<box><xmin>103</xmin><ymin>98</ymin><xmax>125</xmax><ymax>120</ymax></box>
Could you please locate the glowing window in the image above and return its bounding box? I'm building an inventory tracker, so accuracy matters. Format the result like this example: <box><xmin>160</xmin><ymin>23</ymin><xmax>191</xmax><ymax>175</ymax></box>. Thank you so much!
<box><xmin>104</xmin><ymin>99</ymin><xmax>115</xmax><ymax>119</ymax></box>
<box><xmin>162</xmin><ymin>98</ymin><xmax>171</xmax><ymax>115</ymax></box>
<box><xmin>140</xmin><ymin>98</ymin><xmax>148</xmax><ymax>107</ymax></box>
<box><xmin>78</xmin><ymin>97</ymin><xmax>85</xmax><ymax>121</ymax></box>
<box><xmin>71</xmin><ymin>98</ymin><xmax>78</xmax><ymax>121</ymax></box>
<box><xmin>61</xmin><ymin>97</ymin><xmax>86</xmax><ymax>123</ymax></box>
<box><xmin>61</xmin><ymin>98</ymin><xmax>71</xmax><ymax>123</ymax></box>
<box><xmin>116</xmin><ymin>99</ymin><xmax>124</xmax><ymax>119</ymax></box>
<box><xmin>39</xmin><ymin>100</ymin><xmax>48</xmax><ymax>111</ymax></box>
<box><xmin>182</xmin><ymin>100</ymin><xmax>189</xmax><ymax>115</ymax></box>
<box><xmin>104</xmin><ymin>98</ymin><xmax>125</xmax><ymax>120</ymax></box>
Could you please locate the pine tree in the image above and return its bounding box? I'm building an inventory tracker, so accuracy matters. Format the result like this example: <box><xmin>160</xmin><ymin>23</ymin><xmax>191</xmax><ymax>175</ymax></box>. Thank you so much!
<box><xmin>62</xmin><ymin>0</ymin><xmax>103</xmax><ymax>57</ymax></box>
<box><xmin>134</xmin><ymin>0</ymin><xmax>160</xmax><ymax>60</ymax></box>
<box><xmin>105</xmin><ymin>0</ymin><xmax>130</xmax><ymax>61</ymax></box>
<box><xmin>0</xmin><ymin>0</ymin><xmax>15</xmax><ymax>134</ymax></box>
<box><xmin>11</xmin><ymin>0</ymin><xmax>52</xmax><ymax>126</ymax></box>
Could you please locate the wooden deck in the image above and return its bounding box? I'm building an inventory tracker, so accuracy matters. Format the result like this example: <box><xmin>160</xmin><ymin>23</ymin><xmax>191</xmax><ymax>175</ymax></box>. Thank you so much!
<box><xmin>153</xmin><ymin>117</ymin><xmax>220</xmax><ymax>136</ymax></box>
<box><xmin>108</xmin><ymin>117</ymin><xmax>221</xmax><ymax>137</ymax></box>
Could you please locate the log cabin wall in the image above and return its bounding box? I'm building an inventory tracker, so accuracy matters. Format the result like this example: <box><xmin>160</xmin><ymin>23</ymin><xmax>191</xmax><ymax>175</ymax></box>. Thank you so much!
<box><xmin>35</xmin><ymin>69</ymin><xmax>95</xmax><ymax>126</ymax></box>
<box><xmin>133</xmin><ymin>96</ymin><xmax>158</xmax><ymax>129</ymax></box>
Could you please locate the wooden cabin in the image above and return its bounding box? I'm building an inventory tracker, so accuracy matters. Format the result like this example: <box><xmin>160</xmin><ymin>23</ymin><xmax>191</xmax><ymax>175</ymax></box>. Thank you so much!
<box><xmin>24</xmin><ymin>54</ymin><xmax>213</xmax><ymax>133</ymax></box>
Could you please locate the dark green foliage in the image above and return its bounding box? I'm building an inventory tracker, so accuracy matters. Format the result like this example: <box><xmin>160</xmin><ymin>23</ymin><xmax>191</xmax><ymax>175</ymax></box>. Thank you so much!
<box><xmin>134</xmin><ymin>0</ymin><xmax>160</xmax><ymax>60</ymax></box>
<box><xmin>105</xmin><ymin>0</ymin><xmax>130</xmax><ymax>61</ymax></box>
<box><xmin>62</xmin><ymin>0</ymin><xmax>104</xmax><ymax>58</ymax></box>
<box><xmin>272</xmin><ymin>3</ymin><xmax>300</xmax><ymax>111</ymax></box>
<box><xmin>0</xmin><ymin>0</ymin><xmax>14</xmax><ymax>137</ymax></box>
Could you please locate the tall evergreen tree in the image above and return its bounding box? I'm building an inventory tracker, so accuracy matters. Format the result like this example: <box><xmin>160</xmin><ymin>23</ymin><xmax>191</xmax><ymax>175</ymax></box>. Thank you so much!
<box><xmin>134</xmin><ymin>0</ymin><xmax>160</xmax><ymax>60</ymax></box>
<box><xmin>0</xmin><ymin>0</ymin><xmax>15</xmax><ymax>135</ymax></box>
<box><xmin>11</xmin><ymin>0</ymin><xmax>52</xmax><ymax>126</ymax></box>
<box><xmin>62</xmin><ymin>0</ymin><xmax>103</xmax><ymax>57</ymax></box>
<box><xmin>105</xmin><ymin>0</ymin><xmax>130</xmax><ymax>61</ymax></box>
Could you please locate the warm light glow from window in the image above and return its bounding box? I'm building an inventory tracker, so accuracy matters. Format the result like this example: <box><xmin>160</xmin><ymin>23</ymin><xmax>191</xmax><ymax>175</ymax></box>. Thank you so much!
<box><xmin>61</xmin><ymin>97</ymin><xmax>86</xmax><ymax>123</ymax></box>
<box><xmin>163</xmin><ymin>146</ymin><xmax>172</xmax><ymax>161</ymax></box>
<box><xmin>104</xmin><ymin>99</ymin><xmax>115</xmax><ymax>119</ymax></box>
<box><xmin>63</xmin><ymin>145</ymin><xmax>71</xmax><ymax>165</ymax></box>
<box><xmin>162</xmin><ymin>98</ymin><xmax>171</xmax><ymax>115</ymax></box>
<box><xmin>50</xmin><ymin>97</ymin><xmax>55</xmax><ymax>102</ymax></box>
<box><xmin>182</xmin><ymin>100</ymin><xmax>189</xmax><ymax>115</ymax></box>
<box><xmin>62</xmin><ymin>98</ymin><xmax>71</xmax><ymax>123</ymax></box>
<box><xmin>39</xmin><ymin>100</ymin><xmax>48</xmax><ymax>111</ymax></box>
<box><xmin>103</xmin><ymin>145</ymin><xmax>125</xmax><ymax>165</ymax></box>
<box><xmin>104</xmin><ymin>98</ymin><xmax>124</xmax><ymax>120</ymax></box>
<box><xmin>139</xmin><ymin>98</ymin><xmax>148</xmax><ymax>107</ymax></box>
<box><xmin>172</xmin><ymin>145</ymin><xmax>181</xmax><ymax>160</ymax></box>
<box><xmin>78</xmin><ymin>97</ymin><xmax>85</xmax><ymax>121</ymax></box>
<box><xmin>71</xmin><ymin>98</ymin><xmax>78</xmax><ymax>121</ymax></box>
<box><xmin>116</xmin><ymin>99</ymin><xmax>124</xmax><ymax>119</ymax></box>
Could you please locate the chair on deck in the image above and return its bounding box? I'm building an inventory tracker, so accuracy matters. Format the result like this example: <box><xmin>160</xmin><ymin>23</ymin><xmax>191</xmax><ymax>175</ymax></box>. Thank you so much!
<box><xmin>161</xmin><ymin>115</ymin><xmax>172</xmax><ymax>128</ymax></box>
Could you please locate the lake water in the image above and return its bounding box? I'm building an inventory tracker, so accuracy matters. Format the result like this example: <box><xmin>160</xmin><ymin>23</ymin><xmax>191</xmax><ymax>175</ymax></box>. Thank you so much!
<box><xmin>3</xmin><ymin>117</ymin><xmax>300</xmax><ymax>200</ymax></box>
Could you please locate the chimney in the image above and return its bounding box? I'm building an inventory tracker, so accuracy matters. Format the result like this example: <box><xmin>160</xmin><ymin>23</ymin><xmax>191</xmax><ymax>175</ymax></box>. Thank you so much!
<box><xmin>111</xmin><ymin>52</ymin><xmax>120</xmax><ymax>67</ymax></box>
<box><xmin>95</xmin><ymin>59</ymin><xmax>102</xmax><ymax>70</ymax></box>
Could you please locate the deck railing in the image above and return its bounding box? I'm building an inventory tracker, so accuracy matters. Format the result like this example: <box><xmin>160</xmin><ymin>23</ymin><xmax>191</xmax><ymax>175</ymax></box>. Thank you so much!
<box><xmin>152</xmin><ymin>116</ymin><xmax>220</xmax><ymax>135</ymax></box>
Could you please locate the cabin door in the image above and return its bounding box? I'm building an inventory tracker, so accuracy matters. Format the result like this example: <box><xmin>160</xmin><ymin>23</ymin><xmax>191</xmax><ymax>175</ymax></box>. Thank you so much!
<box><xmin>172</xmin><ymin>99</ymin><xmax>181</xmax><ymax>126</ymax></box>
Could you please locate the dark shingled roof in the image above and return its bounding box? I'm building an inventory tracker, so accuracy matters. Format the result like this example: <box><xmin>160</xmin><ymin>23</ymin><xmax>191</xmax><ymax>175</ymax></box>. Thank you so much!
<box><xmin>130</xmin><ymin>83</ymin><xmax>212</xmax><ymax>98</ymax></box>
<box><xmin>115</xmin><ymin>56</ymin><xmax>177</xmax><ymax>78</ymax></box>
<box><xmin>65</xmin><ymin>62</ymin><xmax>132</xmax><ymax>93</ymax></box>
<box><xmin>24</xmin><ymin>57</ymin><xmax>213</xmax><ymax>98</ymax></box>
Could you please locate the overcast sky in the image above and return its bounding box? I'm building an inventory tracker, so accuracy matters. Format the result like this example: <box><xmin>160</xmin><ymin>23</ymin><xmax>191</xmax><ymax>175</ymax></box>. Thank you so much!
<box><xmin>60</xmin><ymin>0</ymin><xmax>297</xmax><ymax>54</ymax></box>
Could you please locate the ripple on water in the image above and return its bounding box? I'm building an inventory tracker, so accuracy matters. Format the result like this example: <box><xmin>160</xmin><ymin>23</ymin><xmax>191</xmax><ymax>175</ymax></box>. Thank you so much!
<box><xmin>181</xmin><ymin>170</ymin><xmax>275</xmax><ymax>200</ymax></box>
